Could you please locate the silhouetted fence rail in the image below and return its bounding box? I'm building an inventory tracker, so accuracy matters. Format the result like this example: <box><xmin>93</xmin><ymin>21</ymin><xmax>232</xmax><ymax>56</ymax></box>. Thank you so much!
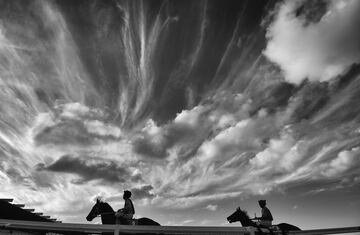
<box><xmin>1</xmin><ymin>219</ymin><xmax>359</xmax><ymax>235</ymax></box>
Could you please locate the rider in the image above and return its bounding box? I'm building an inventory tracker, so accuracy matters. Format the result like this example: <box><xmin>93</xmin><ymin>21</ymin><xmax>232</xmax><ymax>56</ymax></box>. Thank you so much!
<box><xmin>253</xmin><ymin>199</ymin><xmax>273</xmax><ymax>227</ymax></box>
<box><xmin>115</xmin><ymin>190</ymin><xmax>135</xmax><ymax>225</ymax></box>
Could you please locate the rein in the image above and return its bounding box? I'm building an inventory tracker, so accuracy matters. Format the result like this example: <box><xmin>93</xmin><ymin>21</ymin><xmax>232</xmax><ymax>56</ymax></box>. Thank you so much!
<box><xmin>96</xmin><ymin>212</ymin><xmax>116</xmax><ymax>217</ymax></box>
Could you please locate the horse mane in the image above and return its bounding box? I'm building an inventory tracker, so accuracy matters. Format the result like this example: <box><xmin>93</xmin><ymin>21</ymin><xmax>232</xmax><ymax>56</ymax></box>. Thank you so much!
<box><xmin>101</xmin><ymin>201</ymin><xmax>115</xmax><ymax>213</ymax></box>
<box><xmin>95</xmin><ymin>196</ymin><xmax>103</xmax><ymax>202</ymax></box>
<box><xmin>239</xmin><ymin>208</ymin><xmax>250</xmax><ymax>219</ymax></box>
<box><xmin>238</xmin><ymin>208</ymin><xmax>257</xmax><ymax>227</ymax></box>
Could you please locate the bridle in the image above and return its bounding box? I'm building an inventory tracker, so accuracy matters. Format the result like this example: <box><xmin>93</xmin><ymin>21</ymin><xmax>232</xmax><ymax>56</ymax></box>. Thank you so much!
<box><xmin>96</xmin><ymin>212</ymin><xmax>115</xmax><ymax>217</ymax></box>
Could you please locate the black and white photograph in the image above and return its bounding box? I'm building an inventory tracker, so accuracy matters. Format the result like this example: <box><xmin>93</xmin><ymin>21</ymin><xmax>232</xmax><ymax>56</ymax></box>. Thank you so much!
<box><xmin>0</xmin><ymin>0</ymin><xmax>359</xmax><ymax>234</ymax></box>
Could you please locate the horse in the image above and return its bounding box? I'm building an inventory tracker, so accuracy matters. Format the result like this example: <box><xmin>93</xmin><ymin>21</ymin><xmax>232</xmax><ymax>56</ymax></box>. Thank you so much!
<box><xmin>86</xmin><ymin>199</ymin><xmax>160</xmax><ymax>226</ymax></box>
<box><xmin>227</xmin><ymin>207</ymin><xmax>300</xmax><ymax>234</ymax></box>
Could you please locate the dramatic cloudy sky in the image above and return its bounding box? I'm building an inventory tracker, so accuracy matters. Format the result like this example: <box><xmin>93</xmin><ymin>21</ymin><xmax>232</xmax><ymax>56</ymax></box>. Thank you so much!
<box><xmin>0</xmin><ymin>0</ymin><xmax>359</xmax><ymax>230</ymax></box>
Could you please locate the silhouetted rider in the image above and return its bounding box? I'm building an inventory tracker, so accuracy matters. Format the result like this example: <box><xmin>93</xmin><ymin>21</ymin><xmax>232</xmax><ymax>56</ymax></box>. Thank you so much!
<box><xmin>253</xmin><ymin>199</ymin><xmax>273</xmax><ymax>227</ymax></box>
<box><xmin>115</xmin><ymin>190</ymin><xmax>135</xmax><ymax>225</ymax></box>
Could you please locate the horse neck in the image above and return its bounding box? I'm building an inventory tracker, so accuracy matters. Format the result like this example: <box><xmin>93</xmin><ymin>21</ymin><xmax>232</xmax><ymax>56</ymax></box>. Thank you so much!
<box><xmin>238</xmin><ymin>211</ymin><xmax>256</xmax><ymax>227</ymax></box>
<box><xmin>100</xmin><ymin>203</ymin><xmax>115</xmax><ymax>225</ymax></box>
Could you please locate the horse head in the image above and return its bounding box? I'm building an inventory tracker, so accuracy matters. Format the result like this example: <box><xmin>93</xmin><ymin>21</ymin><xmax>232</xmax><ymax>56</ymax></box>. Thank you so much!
<box><xmin>227</xmin><ymin>207</ymin><xmax>254</xmax><ymax>227</ymax></box>
<box><xmin>86</xmin><ymin>199</ymin><xmax>115</xmax><ymax>224</ymax></box>
<box><xmin>86</xmin><ymin>198</ymin><xmax>102</xmax><ymax>222</ymax></box>
<box><xmin>227</xmin><ymin>207</ymin><xmax>241</xmax><ymax>223</ymax></box>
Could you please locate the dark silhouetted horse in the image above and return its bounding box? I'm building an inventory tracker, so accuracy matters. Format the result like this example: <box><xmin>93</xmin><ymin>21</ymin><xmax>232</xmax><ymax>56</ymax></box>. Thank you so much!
<box><xmin>86</xmin><ymin>199</ymin><xmax>160</xmax><ymax>226</ymax></box>
<box><xmin>227</xmin><ymin>207</ymin><xmax>300</xmax><ymax>234</ymax></box>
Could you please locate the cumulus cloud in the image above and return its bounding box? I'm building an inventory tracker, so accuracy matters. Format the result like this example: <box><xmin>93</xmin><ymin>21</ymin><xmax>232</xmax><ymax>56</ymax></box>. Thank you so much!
<box><xmin>132</xmin><ymin>119</ymin><xmax>196</xmax><ymax>159</ymax></box>
<box><xmin>130</xmin><ymin>95</ymin><xmax>281</xmax><ymax>201</ymax></box>
<box><xmin>321</xmin><ymin>147</ymin><xmax>359</xmax><ymax>177</ymax></box>
<box><xmin>196</xmin><ymin>111</ymin><xmax>283</xmax><ymax>165</ymax></box>
<box><xmin>132</xmin><ymin>92</ymin><xmax>270</xmax><ymax>161</ymax></box>
<box><xmin>130</xmin><ymin>185</ymin><xmax>156</xmax><ymax>200</ymax></box>
<box><xmin>249</xmin><ymin>131</ymin><xmax>300</xmax><ymax>172</ymax></box>
<box><xmin>34</xmin><ymin>119</ymin><xmax>93</xmax><ymax>146</ymax></box>
<box><xmin>33</xmin><ymin>102</ymin><xmax>121</xmax><ymax>146</ymax></box>
<box><xmin>205</xmin><ymin>204</ymin><xmax>218</xmax><ymax>211</ymax></box>
<box><xmin>200</xmin><ymin>120</ymin><xmax>255</xmax><ymax>160</ymax></box>
<box><xmin>59</xmin><ymin>102</ymin><xmax>95</xmax><ymax>120</ymax></box>
<box><xmin>84</xmin><ymin>120</ymin><xmax>122</xmax><ymax>138</ymax></box>
<box><xmin>36</xmin><ymin>155</ymin><xmax>141</xmax><ymax>184</ymax></box>
<box><xmin>264</xmin><ymin>0</ymin><xmax>360</xmax><ymax>84</ymax></box>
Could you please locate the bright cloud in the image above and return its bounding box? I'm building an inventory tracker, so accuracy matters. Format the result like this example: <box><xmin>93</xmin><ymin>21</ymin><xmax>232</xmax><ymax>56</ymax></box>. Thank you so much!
<box><xmin>250</xmin><ymin>131</ymin><xmax>300</xmax><ymax>171</ymax></box>
<box><xmin>321</xmin><ymin>147</ymin><xmax>359</xmax><ymax>177</ymax></box>
<box><xmin>264</xmin><ymin>0</ymin><xmax>360</xmax><ymax>84</ymax></box>
<box><xmin>205</xmin><ymin>204</ymin><xmax>218</xmax><ymax>211</ymax></box>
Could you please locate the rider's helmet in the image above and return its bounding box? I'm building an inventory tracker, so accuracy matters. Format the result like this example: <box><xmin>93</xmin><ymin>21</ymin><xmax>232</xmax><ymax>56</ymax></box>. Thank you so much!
<box><xmin>123</xmin><ymin>190</ymin><xmax>132</xmax><ymax>199</ymax></box>
<box><xmin>258</xmin><ymin>200</ymin><xmax>266</xmax><ymax>207</ymax></box>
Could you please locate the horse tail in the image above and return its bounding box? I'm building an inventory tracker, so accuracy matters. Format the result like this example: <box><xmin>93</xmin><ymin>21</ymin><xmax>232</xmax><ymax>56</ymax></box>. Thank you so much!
<box><xmin>277</xmin><ymin>223</ymin><xmax>301</xmax><ymax>233</ymax></box>
<box><xmin>138</xmin><ymin>217</ymin><xmax>161</xmax><ymax>226</ymax></box>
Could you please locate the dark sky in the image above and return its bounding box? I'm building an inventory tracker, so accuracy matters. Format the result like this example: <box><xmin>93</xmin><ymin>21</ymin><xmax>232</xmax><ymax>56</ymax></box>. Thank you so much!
<box><xmin>0</xmin><ymin>0</ymin><xmax>359</xmax><ymax>229</ymax></box>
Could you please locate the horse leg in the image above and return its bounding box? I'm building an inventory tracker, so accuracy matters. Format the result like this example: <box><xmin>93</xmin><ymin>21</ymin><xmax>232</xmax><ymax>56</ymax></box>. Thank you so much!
<box><xmin>115</xmin><ymin>216</ymin><xmax>122</xmax><ymax>224</ymax></box>
<box><xmin>254</xmin><ymin>224</ymin><xmax>274</xmax><ymax>235</ymax></box>
<box><xmin>254</xmin><ymin>225</ymin><xmax>263</xmax><ymax>235</ymax></box>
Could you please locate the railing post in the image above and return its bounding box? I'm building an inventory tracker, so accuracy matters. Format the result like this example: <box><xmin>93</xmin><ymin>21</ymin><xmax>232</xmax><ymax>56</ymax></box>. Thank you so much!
<box><xmin>114</xmin><ymin>225</ymin><xmax>120</xmax><ymax>235</ymax></box>
<box><xmin>248</xmin><ymin>227</ymin><xmax>256</xmax><ymax>235</ymax></box>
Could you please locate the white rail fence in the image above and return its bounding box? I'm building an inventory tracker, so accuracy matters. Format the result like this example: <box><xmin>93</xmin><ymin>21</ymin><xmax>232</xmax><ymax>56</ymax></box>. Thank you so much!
<box><xmin>0</xmin><ymin>219</ymin><xmax>359</xmax><ymax>235</ymax></box>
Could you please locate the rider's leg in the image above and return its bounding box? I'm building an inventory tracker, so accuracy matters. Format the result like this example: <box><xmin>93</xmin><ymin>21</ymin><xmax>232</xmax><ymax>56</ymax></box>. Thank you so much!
<box><xmin>259</xmin><ymin>220</ymin><xmax>272</xmax><ymax>227</ymax></box>
<box><xmin>115</xmin><ymin>212</ymin><xmax>133</xmax><ymax>225</ymax></box>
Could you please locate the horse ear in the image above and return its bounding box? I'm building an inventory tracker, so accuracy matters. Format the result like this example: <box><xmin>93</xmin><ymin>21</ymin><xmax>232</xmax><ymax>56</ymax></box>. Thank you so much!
<box><xmin>237</xmin><ymin>207</ymin><xmax>241</xmax><ymax>211</ymax></box>
<box><xmin>96</xmin><ymin>198</ymin><xmax>100</xmax><ymax>203</ymax></box>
